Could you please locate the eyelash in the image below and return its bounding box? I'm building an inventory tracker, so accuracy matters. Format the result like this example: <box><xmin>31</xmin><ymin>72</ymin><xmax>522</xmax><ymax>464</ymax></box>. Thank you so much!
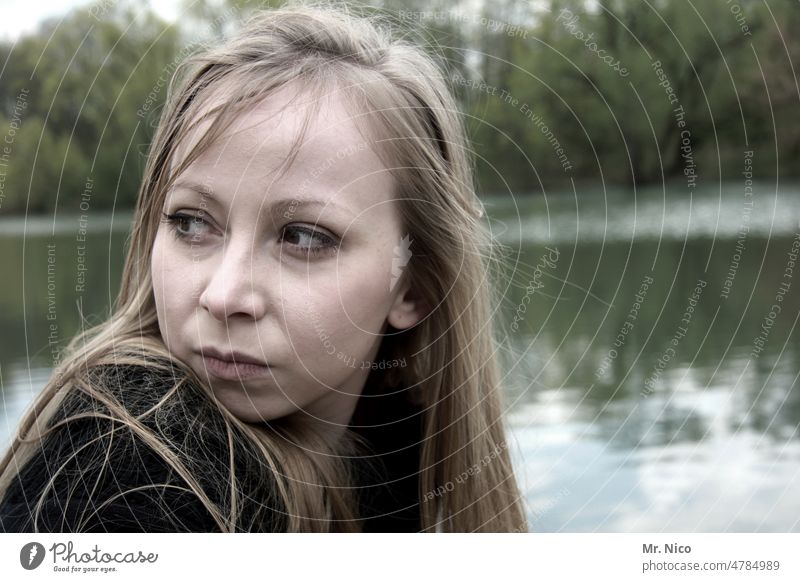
<box><xmin>161</xmin><ymin>212</ymin><xmax>339</xmax><ymax>258</ymax></box>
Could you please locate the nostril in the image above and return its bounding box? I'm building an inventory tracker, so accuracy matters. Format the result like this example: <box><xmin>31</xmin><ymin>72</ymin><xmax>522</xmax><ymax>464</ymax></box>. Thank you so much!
<box><xmin>199</xmin><ymin>277</ymin><xmax>268</xmax><ymax>322</ymax></box>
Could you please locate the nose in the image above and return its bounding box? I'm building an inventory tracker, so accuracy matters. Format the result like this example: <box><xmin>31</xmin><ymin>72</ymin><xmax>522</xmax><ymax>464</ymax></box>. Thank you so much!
<box><xmin>198</xmin><ymin>236</ymin><xmax>269</xmax><ymax>321</ymax></box>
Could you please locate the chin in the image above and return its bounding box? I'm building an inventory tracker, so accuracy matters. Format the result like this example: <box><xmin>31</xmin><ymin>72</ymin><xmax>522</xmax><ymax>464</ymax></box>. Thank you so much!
<box><xmin>213</xmin><ymin>392</ymin><xmax>293</xmax><ymax>424</ymax></box>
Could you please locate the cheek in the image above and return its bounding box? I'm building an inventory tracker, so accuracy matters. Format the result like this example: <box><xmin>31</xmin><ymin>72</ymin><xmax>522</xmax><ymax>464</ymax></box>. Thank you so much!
<box><xmin>151</xmin><ymin>235</ymin><xmax>194</xmax><ymax>337</ymax></box>
<box><xmin>288</xmin><ymin>298</ymin><xmax>377</xmax><ymax>374</ymax></box>
<box><xmin>150</xmin><ymin>238</ymin><xmax>165</xmax><ymax>307</ymax></box>
<box><xmin>152</xmin><ymin>235</ymin><xmax>194</xmax><ymax>297</ymax></box>
<box><xmin>337</xmin><ymin>247</ymin><xmax>396</xmax><ymax>325</ymax></box>
<box><xmin>287</xmin><ymin>256</ymin><xmax>393</xmax><ymax>362</ymax></box>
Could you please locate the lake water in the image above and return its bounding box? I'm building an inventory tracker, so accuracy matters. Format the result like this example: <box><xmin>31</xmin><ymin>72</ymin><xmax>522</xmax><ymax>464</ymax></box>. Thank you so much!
<box><xmin>2</xmin><ymin>183</ymin><xmax>800</xmax><ymax>531</ymax></box>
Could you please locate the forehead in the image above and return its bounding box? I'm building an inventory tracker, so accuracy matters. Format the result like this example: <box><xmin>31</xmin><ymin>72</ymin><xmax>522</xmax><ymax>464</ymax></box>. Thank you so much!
<box><xmin>170</xmin><ymin>81</ymin><xmax>398</xmax><ymax>211</ymax></box>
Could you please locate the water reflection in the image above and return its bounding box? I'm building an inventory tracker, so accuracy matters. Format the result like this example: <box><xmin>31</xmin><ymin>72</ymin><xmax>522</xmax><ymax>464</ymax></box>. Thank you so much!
<box><xmin>2</xmin><ymin>191</ymin><xmax>800</xmax><ymax>531</ymax></box>
<box><xmin>0</xmin><ymin>367</ymin><xmax>50</xmax><ymax>450</ymax></box>
<box><xmin>497</xmin><ymin>187</ymin><xmax>800</xmax><ymax>531</ymax></box>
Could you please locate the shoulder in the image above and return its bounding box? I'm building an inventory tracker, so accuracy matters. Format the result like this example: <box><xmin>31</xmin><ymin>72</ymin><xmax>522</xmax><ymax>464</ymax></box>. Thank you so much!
<box><xmin>349</xmin><ymin>383</ymin><xmax>424</xmax><ymax>532</ymax></box>
<box><xmin>0</xmin><ymin>363</ymin><xmax>271</xmax><ymax>532</ymax></box>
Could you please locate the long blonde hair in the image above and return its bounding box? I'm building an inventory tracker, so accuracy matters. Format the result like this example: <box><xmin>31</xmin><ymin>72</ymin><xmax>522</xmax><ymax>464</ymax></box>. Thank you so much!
<box><xmin>0</xmin><ymin>1</ymin><xmax>527</xmax><ymax>532</ymax></box>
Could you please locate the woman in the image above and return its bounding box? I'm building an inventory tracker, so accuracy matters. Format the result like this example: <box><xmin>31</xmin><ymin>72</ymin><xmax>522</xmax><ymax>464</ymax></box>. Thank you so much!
<box><xmin>0</xmin><ymin>2</ymin><xmax>527</xmax><ymax>533</ymax></box>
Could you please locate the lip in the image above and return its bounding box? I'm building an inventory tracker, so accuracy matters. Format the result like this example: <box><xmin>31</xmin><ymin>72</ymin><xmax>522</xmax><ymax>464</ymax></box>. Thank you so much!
<box><xmin>199</xmin><ymin>347</ymin><xmax>268</xmax><ymax>366</ymax></box>
<box><xmin>196</xmin><ymin>347</ymin><xmax>271</xmax><ymax>381</ymax></box>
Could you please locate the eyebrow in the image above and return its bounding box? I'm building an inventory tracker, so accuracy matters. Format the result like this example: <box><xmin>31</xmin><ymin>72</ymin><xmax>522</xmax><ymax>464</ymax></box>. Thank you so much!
<box><xmin>170</xmin><ymin>180</ymin><xmax>352</xmax><ymax>217</ymax></box>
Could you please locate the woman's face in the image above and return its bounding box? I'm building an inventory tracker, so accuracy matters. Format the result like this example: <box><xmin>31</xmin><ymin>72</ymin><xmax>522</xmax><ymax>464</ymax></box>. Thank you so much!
<box><xmin>150</xmin><ymin>83</ymin><xmax>421</xmax><ymax>429</ymax></box>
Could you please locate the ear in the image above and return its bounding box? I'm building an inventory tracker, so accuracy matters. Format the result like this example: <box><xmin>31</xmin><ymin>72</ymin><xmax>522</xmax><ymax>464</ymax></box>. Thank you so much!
<box><xmin>387</xmin><ymin>276</ymin><xmax>427</xmax><ymax>330</ymax></box>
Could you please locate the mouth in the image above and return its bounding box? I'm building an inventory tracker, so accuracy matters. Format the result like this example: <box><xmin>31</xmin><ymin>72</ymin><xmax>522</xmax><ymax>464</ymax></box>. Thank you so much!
<box><xmin>196</xmin><ymin>347</ymin><xmax>271</xmax><ymax>381</ymax></box>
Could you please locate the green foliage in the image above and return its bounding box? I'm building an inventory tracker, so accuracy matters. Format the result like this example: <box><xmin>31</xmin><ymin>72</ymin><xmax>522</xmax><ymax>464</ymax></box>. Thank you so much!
<box><xmin>1</xmin><ymin>115</ymin><xmax>90</xmax><ymax>213</ymax></box>
<box><xmin>0</xmin><ymin>0</ymin><xmax>797</xmax><ymax>213</ymax></box>
<box><xmin>465</xmin><ymin>0</ymin><xmax>799</xmax><ymax>192</ymax></box>
<box><xmin>0</xmin><ymin>0</ymin><xmax>180</xmax><ymax>214</ymax></box>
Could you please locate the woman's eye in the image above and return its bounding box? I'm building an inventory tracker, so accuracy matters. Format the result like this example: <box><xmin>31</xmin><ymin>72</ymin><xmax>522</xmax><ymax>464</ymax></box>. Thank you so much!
<box><xmin>279</xmin><ymin>225</ymin><xmax>338</xmax><ymax>257</ymax></box>
<box><xmin>161</xmin><ymin>214</ymin><xmax>336</xmax><ymax>257</ymax></box>
<box><xmin>162</xmin><ymin>212</ymin><xmax>213</xmax><ymax>240</ymax></box>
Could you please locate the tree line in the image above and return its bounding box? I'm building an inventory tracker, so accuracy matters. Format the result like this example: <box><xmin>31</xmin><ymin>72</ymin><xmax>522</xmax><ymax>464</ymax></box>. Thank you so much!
<box><xmin>0</xmin><ymin>0</ymin><xmax>796</xmax><ymax>215</ymax></box>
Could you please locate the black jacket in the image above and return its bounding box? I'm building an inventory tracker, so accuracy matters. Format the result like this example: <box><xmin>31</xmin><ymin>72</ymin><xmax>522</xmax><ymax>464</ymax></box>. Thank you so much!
<box><xmin>0</xmin><ymin>364</ymin><xmax>422</xmax><ymax>533</ymax></box>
